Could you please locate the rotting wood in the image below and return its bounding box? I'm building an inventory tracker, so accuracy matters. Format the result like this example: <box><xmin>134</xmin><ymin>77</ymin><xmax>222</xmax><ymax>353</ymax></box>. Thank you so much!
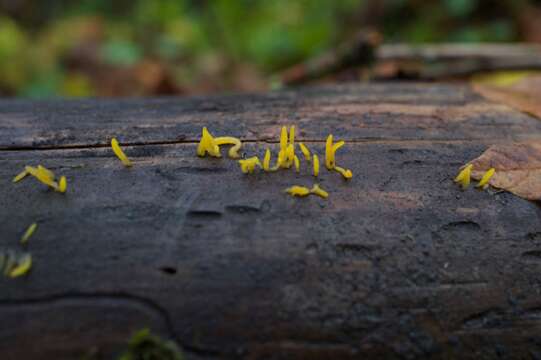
<box><xmin>1</xmin><ymin>83</ymin><xmax>541</xmax><ymax>359</ymax></box>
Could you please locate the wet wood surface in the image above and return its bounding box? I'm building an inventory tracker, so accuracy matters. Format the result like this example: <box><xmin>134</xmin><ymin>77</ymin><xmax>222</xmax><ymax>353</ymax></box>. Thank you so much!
<box><xmin>1</xmin><ymin>83</ymin><xmax>541</xmax><ymax>359</ymax></box>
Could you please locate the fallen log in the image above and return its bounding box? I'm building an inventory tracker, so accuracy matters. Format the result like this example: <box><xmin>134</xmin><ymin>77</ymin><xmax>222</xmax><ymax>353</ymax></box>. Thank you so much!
<box><xmin>1</xmin><ymin>83</ymin><xmax>541</xmax><ymax>359</ymax></box>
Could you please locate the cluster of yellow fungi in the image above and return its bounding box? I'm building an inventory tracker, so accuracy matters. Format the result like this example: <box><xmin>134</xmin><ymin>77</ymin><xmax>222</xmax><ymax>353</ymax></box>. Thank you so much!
<box><xmin>196</xmin><ymin>125</ymin><xmax>354</xmax><ymax>199</ymax></box>
<box><xmin>196</xmin><ymin>127</ymin><xmax>242</xmax><ymax>159</ymax></box>
<box><xmin>454</xmin><ymin>164</ymin><xmax>495</xmax><ymax>190</ymax></box>
<box><xmin>13</xmin><ymin>165</ymin><xmax>67</xmax><ymax>193</ymax></box>
<box><xmin>7</xmin><ymin>137</ymin><xmax>136</xmax><ymax>279</ymax></box>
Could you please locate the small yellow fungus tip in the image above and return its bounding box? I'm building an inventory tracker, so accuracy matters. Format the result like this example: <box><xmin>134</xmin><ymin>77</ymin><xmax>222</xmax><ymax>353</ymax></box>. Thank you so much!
<box><xmin>289</xmin><ymin>126</ymin><xmax>295</xmax><ymax>146</ymax></box>
<box><xmin>285</xmin><ymin>185</ymin><xmax>311</xmax><ymax>197</ymax></box>
<box><xmin>454</xmin><ymin>164</ymin><xmax>473</xmax><ymax>190</ymax></box>
<box><xmin>280</xmin><ymin>126</ymin><xmax>288</xmax><ymax>151</ymax></box>
<box><xmin>9</xmin><ymin>253</ymin><xmax>32</xmax><ymax>278</ymax></box>
<box><xmin>299</xmin><ymin>143</ymin><xmax>311</xmax><ymax>161</ymax></box>
<box><xmin>111</xmin><ymin>138</ymin><xmax>133</xmax><ymax>167</ymax></box>
<box><xmin>294</xmin><ymin>155</ymin><xmax>300</xmax><ymax>173</ymax></box>
<box><xmin>313</xmin><ymin>154</ymin><xmax>320</xmax><ymax>177</ymax></box>
<box><xmin>335</xmin><ymin>166</ymin><xmax>353</xmax><ymax>180</ymax></box>
<box><xmin>238</xmin><ymin>156</ymin><xmax>261</xmax><ymax>174</ymax></box>
<box><xmin>477</xmin><ymin>167</ymin><xmax>495</xmax><ymax>190</ymax></box>
<box><xmin>263</xmin><ymin>148</ymin><xmax>271</xmax><ymax>171</ymax></box>
<box><xmin>57</xmin><ymin>176</ymin><xmax>67</xmax><ymax>193</ymax></box>
<box><xmin>21</xmin><ymin>223</ymin><xmax>37</xmax><ymax>245</ymax></box>
<box><xmin>215</xmin><ymin>136</ymin><xmax>242</xmax><ymax>159</ymax></box>
<box><xmin>197</xmin><ymin>127</ymin><xmax>221</xmax><ymax>158</ymax></box>
<box><xmin>310</xmin><ymin>184</ymin><xmax>329</xmax><ymax>199</ymax></box>
<box><xmin>13</xmin><ymin>170</ymin><xmax>28</xmax><ymax>183</ymax></box>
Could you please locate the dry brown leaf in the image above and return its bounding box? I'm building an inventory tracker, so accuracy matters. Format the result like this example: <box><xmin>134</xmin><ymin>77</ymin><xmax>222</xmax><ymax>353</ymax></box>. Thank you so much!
<box><xmin>469</xmin><ymin>142</ymin><xmax>541</xmax><ymax>201</ymax></box>
<box><xmin>473</xmin><ymin>74</ymin><xmax>541</xmax><ymax>120</ymax></box>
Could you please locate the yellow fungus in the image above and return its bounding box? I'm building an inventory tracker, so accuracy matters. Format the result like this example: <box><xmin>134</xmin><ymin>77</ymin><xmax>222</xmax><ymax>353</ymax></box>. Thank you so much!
<box><xmin>325</xmin><ymin>135</ymin><xmax>346</xmax><ymax>170</ymax></box>
<box><xmin>280</xmin><ymin>126</ymin><xmax>288</xmax><ymax>151</ymax></box>
<box><xmin>335</xmin><ymin>166</ymin><xmax>353</xmax><ymax>180</ymax></box>
<box><xmin>25</xmin><ymin>165</ymin><xmax>59</xmax><ymax>190</ymax></box>
<box><xmin>215</xmin><ymin>136</ymin><xmax>242</xmax><ymax>159</ymax></box>
<box><xmin>454</xmin><ymin>164</ymin><xmax>472</xmax><ymax>189</ymax></box>
<box><xmin>284</xmin><ymin>144</ymin><xmax>295</xmax><ymax>168</ymax></box>
<box><xmin>37</xmin><ymin>165</ymin><xmax>55</xmax><ymax>181</ymax></box>
<box><xmin>289</xmin><ymin>126</ymin><xmax>295</xmax><ymax>146</ymax></box>
<box><xmin>21</xmin><ymin>223</ymin><xmax>37</xmax><ymax>245</ymax></box>
<box><xmin>57</xmin><ymin>176</ymin><xmax>67</xmax><ymax>193</ymax></box>
<box><xmin>197</xmin><ymin>127</ymin><xmax>221</xmax><ymax>158</ymax></box>
<box><xmin>477</xmin><ymin>168</ymin><xmax>495</xmax><ymax>190</ymax></box>
<box><xmin>299</xmin><ymin>143</ymin><xmax>311</xmax><ymax>161</ymax></box>
<box><xmin>285</xmin><ymin>185</ymin><xmax>311</xmax><ymax>197</ymax></box>
<box><xmin>310</xmin><ymin>184</ymin><xmax>329</xmax><ymax>199</ymax></box>
<box><xmin>294</xmin><ymin>155</ymin><xmax>300</xmax><ymax>173</ymax></box>
<box><xmin>12</xmin><ymin>170</ymin><xmax>28</xmax><ymax>183</ymax></box>
<box><xmin>263</xmin><ymin>149</ymin><xmax>271</xmax><ymax>171</ymax></box>
<box><xmin>111</xmin><ymin>138</ymin><xmax>133</xmax><ymax>167</ymax></box>
<box><xmin>9</xmin><ymin>253</ymin><xmax>32</xmax><ymax>278</ymax></box>
<box><xmin>268</xmin><ymin>150</ymin><xmax>281</xmax><ymax>172</ymax></box>
<box><xmin>332</xmin><ymin>140</ymin><xmax>345</xmax><ymax>154</ymax></box>
<box><xmin>238</xmin><ymin>157</ymin><xmax>261</xmax><ymax>174</ymax></box>
<box><xmin>325</xmin><ymin>134</ymin><xmax>334</xmax><ymax>169</ymax></box>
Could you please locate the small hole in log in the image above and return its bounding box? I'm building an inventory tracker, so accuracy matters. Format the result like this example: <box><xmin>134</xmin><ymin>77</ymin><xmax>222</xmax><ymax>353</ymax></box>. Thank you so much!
<box><xmin>159</xmin><ymin>266</ymin><xmax>177</xmax><ymax>275</ymax></box>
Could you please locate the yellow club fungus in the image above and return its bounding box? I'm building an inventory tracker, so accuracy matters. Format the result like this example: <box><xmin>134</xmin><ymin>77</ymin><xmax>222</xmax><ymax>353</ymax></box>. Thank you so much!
<box><xmin>335</xmin><ymin>166</ymin><xmax>353</xmax><ymax>180</ymax></box>
<box><xmin>9</xmin><ymin>253</ymin><xmax>32</xmax><ymax>278</ymax></box>
<box><xmin>58</xmin><ymin>176</ymin><xmax>67</xmax><ymax>193</ymax></box>
<box><xmin>325</xmin><ymin>135</ymin><xmax>334</xmax><ymax>169</ymax></box>
<box><xmin>111</xmin><ymin>138</ymin><xmax>133</xmax><ymax>167</ymax></box>
<box><xmin>284</xmin><ymin>144</ymin><xmax>295</xmax><ymax>168</ymax></box>
<box><xmin>310</xmin><ymin>184</ymin><xmax>329</xmax><ymax>199</ymax></box>
<box><xmin>280</xmin><ymin>126</ymin><xmax>288</xmax><ymax>151</ymax></box>
<box><xmin>37</xmin><ymin>165</ymin><xmax>55</xmax><ymax>181</ymax></box>
<box><xmin>215</xmin><ymin>136</ymin><xmax>242</xmax><ymax>159</ymax></box>
<box><xmin>294</xmin><ymin>155</ymin><xmax>300</xmax><ymax>173</ymax></box>
<box><xmin>454</xmin><ymin>164</ymin><xmax>472</xmax><ymax>189</ymax></box>
<box><xmin>477</xmin><ymin>168</ymin><xmax>495</xmax><ymax>190</ymax></box>
<box><xmin>23</xmin><ymin>165</ymin><xmax>67</xmax><ymax>193</ymax></box>
<box><xmin>313</xmin><ymin>154</ymin><xmax>320</xmax><ymax>177</ymax></box>
<box><xmin>289</xmin><ymin>125</ymin><xmax>295</xmax><ymax>146</ymax></box>
<box><xmin>21</xmin><ymin>223</ymin><xmax>37</xmax><ymax>245</ymax></box>
<box><xmin>299</xmin><ymin>143</ymin><xmax>311</xmax><ymax>161</ymax></box>
<box><xmin>263</xmin><ymin>149</ymin><xmax>280</xmax><ymax>172</ymax></box>
<box><xmin>325</xmin><ymin>134</ymin><xmax>345</xmax><ymax>170</ymax></box>
<box><xmin>25</xmin><ymin>165</ymin><xmax>59</xmax><ymax>190</ymax></box>
<box><xmin>285</xmin><ymin>185</ymin><xmax>311</xmax><ymax>197</ymax></box>
<box><xmin>12</xmin><ymin>169</ymin><xmax>28</xmax><ymax>183</ymax></box>
<box><xmin>238</xmin><ymin>157</ymin><xmax>261</xmax><ymax>174</ymax></box>
<box><xmin>197</xmin><ymin>127</ymin><xmax>221</xmax><ymax>158</ymax></box>
<box><xmin>263</xmin><ymin>148</ymin><xmax>271</xmax><ymax>171</ymax></box>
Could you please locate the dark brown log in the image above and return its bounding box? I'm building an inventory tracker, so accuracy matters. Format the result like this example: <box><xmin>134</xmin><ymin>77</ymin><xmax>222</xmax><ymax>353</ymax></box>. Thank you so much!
<box><xmin>1</xmin><ymin>83</ymin><xmax>541</xmax><ymax>359</ymax></box>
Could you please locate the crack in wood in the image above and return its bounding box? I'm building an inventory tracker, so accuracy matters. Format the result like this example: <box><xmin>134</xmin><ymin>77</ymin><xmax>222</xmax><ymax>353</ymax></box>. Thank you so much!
<box><xmin>0</xmin><ymin>138</ymin><xmax>501</xmax><ymax>153</ymax></box>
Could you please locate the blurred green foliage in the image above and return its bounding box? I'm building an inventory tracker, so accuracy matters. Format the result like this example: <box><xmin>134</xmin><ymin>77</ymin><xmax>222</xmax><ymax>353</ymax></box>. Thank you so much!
<box><xmin>0</xmin><ymin>0</ymin><xmax>535</xmax><ymax>97</ymax></box>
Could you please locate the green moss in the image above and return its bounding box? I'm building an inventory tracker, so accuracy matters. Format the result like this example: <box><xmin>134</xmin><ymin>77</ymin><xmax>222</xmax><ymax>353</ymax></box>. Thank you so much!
<box><xmin>118</xmin><ymin>329</ymin><xmax>184</xmax><ymax>360</ymax></box>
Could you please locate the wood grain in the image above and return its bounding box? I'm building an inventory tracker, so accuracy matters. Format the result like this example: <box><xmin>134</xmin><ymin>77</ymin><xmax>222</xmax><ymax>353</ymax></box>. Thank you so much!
<box><xmin>1</xmin><ymin>83</ymin><xmax>541</xmax><ymax>359</ymax></box>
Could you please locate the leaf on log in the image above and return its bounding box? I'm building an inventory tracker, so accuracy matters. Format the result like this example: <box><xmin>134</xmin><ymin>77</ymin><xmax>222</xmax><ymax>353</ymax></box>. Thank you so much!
<box><xmin>469</xmin><ymin>142</ymin><xmax>541</xmax><ymax>201</ymax></box>
<box><xmin>472</xmin><ymin>73</ymin><xmax>541</xmax><ymax>119</ymax></box>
